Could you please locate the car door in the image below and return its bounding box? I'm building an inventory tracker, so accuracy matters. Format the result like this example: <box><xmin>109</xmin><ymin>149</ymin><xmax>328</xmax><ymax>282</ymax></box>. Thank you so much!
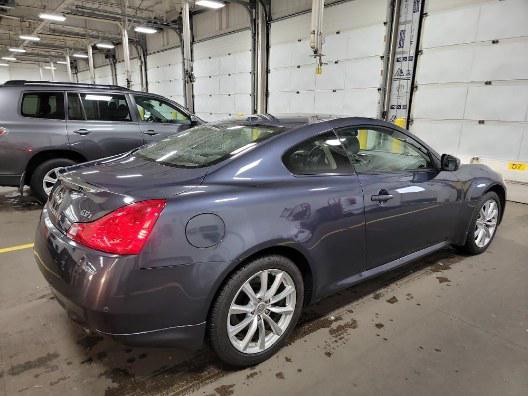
<box><xmin>66</xmin><ymin>91</ymin><xmax>143</xmax><ymax>160</ymax></box>
<box><xmin>282</xmin><ymin>130</ymin><xmax>366</xmax><ymax>294</ymax></box>
<box><xmin>131</xmin><ymin>94</ymin><xmax>193</xmax><ymax>144</ymax></box>
<box><xmin>334</xmin><ymin>125</ymin><xmax>459</xmax><ymax>270</ymax></box>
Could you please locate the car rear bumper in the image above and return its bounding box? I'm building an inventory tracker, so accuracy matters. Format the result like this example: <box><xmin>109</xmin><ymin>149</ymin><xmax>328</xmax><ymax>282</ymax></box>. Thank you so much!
<box><xmin>34</xmin><ymin>207</ymin><xmax>207</xmax><ymax>349</ymax></box>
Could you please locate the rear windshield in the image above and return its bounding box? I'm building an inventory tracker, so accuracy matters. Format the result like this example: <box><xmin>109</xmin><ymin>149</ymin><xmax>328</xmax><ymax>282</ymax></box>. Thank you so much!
<box><xmin>136</xmin><ymin>122</ymin><xmax>286</xmax><ymax>168</ymax></box>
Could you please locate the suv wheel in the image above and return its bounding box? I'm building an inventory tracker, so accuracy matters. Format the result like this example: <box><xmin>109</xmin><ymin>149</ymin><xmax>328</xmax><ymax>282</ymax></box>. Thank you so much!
<box><xmin>31</xmin><ymin>158</ymin><xmax>76</xmax><ymax>203</ymax></box>
<box><xmin>208</xmin><ymin>255</ymin><xmax>304</xmax><ymax>367</ymax></box>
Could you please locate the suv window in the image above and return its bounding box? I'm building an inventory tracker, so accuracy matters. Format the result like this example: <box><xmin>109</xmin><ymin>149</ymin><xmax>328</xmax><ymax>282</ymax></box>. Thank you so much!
<box><xmin>78</xmin><ymin>93</ymin><xmax>131</xmax><ymax>122</ymax></box>
<box><xmin>21</xmin><ymin>92</ymin><xmax>65</xmax><ymax>120</ymax></box>
<box><xmin>135</xmin><ymin>95</ymin><xmax>190</xmax><ymax>124</ymax></box>
<box><xmin>67</xmin><ymin>92</ymin><xmax>84</xmax><ymax>120</ymax></box>
<box><xmin>334</xmin><ymin>126</ymin><xmax>432</xmax><ymax>173</ymax></box>
<box><xmin>283</xmin><ymin>131</ymin><xmax>354</xmax><ymax>175</ymax></box>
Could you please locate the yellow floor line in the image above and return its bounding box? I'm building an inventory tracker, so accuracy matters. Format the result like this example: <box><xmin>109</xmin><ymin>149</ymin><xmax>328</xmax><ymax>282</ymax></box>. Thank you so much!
<box><xmin>0</xmin><ymin>242</ymin><xmax>34</xmax><ymax>254</ymax></box>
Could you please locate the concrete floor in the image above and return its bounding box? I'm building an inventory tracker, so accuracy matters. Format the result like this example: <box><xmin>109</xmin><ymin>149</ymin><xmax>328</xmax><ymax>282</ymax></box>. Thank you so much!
<box><xmin>0</xmin><ymin>187</ymin><xmax>527</xmax><ymax>396</ymax></box>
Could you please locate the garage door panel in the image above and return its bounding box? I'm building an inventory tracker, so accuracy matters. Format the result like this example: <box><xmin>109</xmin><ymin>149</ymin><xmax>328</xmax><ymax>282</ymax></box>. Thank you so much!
<box><xmin>194</xmin><ymin>58</ymin><xmax>219</xmax><ymax>77</ymax></box>
<box><xmin>268</xmin><ymin>92</ymin><xmax>293</xmax><ymax>113</ymax></box>
<box><xmin>412</xmin><ymin>120</ymin><xmax>462</xmax><ymax>156</ymax></box>
<box><xmin>314</xmin><ymin>90</ymin><xmax>344</xmax><ymax>114</ymax></box>
<box><xmin>235</xmin><ymin>75</ymin><xmax>251</xmax><ymax>94</ymax></box>
<box><xmin>269</xmin><ymin>69</ymin><xmax>291</xmax><ymax>93</ymax></box>
<box><xmin>417</xmin><ymin>46</ymin><xmax>474</xmax><ymax>84</ymax></box>
<box><xmin>219</xmin><ymin>54</ymin><xmax>236</xmax><ymax>75</ymax></box>
<box><xmin>290</xmin><ymin>91</ymin><xmax>315</xmax><ymax>113</ymax></box>
<box><xmin>194</xmin><ymin>76</ymin><xmax>218</xmax><ymax>95</ymax></box>
<box><xmin>345</xmin><ymin>25</ymin><xmax>386</xmax><ymax>59</ymax></box>
<box><xmin>421</xmin><ymin>6</ymin><xmax>479</xmax><ymax>48</ymax></box>
<box><xmin>235</xmin><ymin>51</ymin><xmax>252</xmax><ymax>73</ymax></box>
<box><xmin>315</xmin><ymin>63</ymin><xmax>345</xmax><ymax>91</ymax></box>
<box><xmin>291</xmin><ymin>67</ymin><xmax>315</xmax><ymax>91</ymax></box>
<box><xmin>342</xmin><ymin>88</ymin><xmax>379</xmax><ymax>117</ymax></box>
<box><xmin>465</xmin><ymin>85</ymin><xmax>528</xmax><ymax>122</ymax></box>
<box><xmin>412</xmin><ymin>85</ymin><xmax>468</xmax><ymax>120</ymax></box>
<box><xmin>290</xmin><ymin>40</ymin><xmax>313</xmax><ymax>67</ymax></box>
<box><xmin>458</xmin><ymin>122</ymin><xmax>525</xmax><ymax>161</ymax></box>
<box><xmin>269</xmin><ymin>43</ymin><xmax>292</xmax><ymax>69</ymax></box>
<box><xmin>470</xmin><ymin>41</ymin><xmax>528</xmax><ymax>82</ymax></box>
<box><xmin>478</xmin><ymin>0</ymin><xmax>528</xmax><ymax>41</ymax></box>
<box><xmin>234</xmin><ymin>94</ymin><xmax>251</xmax><ymax>114</ymax></box>
<box><xmin>344</xmin><ymin>57</ymin><xmax>383</xmax><ymax>89</ymax></box>
<box><xmin>324</xmin><ymin>33</ymin><xmax>349</xmax><ymax>62</ymax></box>
<box><xmin>519</xmin><ymin>128</ymin><xmax>528</xmax><ymax>162</ymax></box>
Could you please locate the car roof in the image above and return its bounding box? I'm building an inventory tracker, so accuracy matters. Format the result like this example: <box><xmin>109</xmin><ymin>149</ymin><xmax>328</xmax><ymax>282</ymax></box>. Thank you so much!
<box><xmin>1</xmin><ymin>80</ymin><xmax>134</xmax><ymax>92</ymax></box>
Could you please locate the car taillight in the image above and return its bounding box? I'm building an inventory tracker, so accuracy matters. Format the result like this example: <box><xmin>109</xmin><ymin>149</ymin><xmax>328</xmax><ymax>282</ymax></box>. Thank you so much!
<box><xmin>0</xmin><ymin>127</ymin><xmax>8</xmax><ymax>137</ymax></box>
<box><xmin>67</xmin><ymin>199</ymin><xmax>166</xmax><ymax>255</ymax></box>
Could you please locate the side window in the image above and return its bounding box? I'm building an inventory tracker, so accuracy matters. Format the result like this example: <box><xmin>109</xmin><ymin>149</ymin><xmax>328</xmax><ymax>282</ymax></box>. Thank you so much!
<box><xmin>79</xmin><ymin>93</ymin><xmax>131</xmax><ymax>122</ymax></box>
<box><xmin>134</xmin><ymin>95</ymin><xmax>190</xmax><ymax>124</ymax></box>
<box><xmin>334</xmin><ymin>126</ymin><xmax>433</xmax><ymax>173</ymax></box>
<box><xmin>283</xmin><ymin>131</ymin><xmax>354</xmax><ymax>175</ymax></box>
<box><xmin>21</xmin><ymin>92</ymin><xmax>65</xmax><ymax>120</ymax></box>
<box><xmin>67</xmin><ymin>92</ymin><xmax>84</xmax><ymax>120</ymax></box>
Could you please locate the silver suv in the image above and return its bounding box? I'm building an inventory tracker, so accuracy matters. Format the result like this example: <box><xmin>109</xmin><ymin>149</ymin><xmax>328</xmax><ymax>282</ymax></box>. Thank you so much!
<box><xmin>0</xmin><ymin>80</ymin><xmax>199</xmax><ymax>202</ymax></box>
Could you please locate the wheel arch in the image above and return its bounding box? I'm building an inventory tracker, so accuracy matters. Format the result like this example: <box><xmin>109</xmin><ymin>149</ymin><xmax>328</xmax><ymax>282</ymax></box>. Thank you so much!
<box><xmin>205</xmin><ymin>244</ymin><xmax>315</xmax><ymax>326</ymax></box>
<box><xmin>24</xmin><ymin>150</ymin><xmax>87</xmax><ymax>185</ymax></box>
<box><xmin>485</xmin><ymin>183</ymin><xmax>506</xmax><ymax>224</ymax></box>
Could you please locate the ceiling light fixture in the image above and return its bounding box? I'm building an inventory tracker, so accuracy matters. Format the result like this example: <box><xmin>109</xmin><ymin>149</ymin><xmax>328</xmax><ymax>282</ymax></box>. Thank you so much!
<box><xmin>44</xmin><ymin>66</ymin><xmax>56</xmax><ymax>70</ymax></box>
<box><xmin>39</xmin><ymin>12</ymin><xmax>66</xmax><ymax>22</ymax></box>
<box><xmin>134</xmin><ymin>26</ymin><xmax>157</xmax><ymax>34</ymax></box>
<box><xmin>19</xmin><ymin>35</ymin><xmax>40</xmax><ymax>41</ymax></box>
<box><xmin>56</xmin><ymin>60</ymin><xmax>68</xmax><ymax>65</ymax></box>
<box><xmin>96</xmin><ymin>42</ymin><xmax>115</xmax><ymax>49</ymax></box>
<box><xmin>2</xmin><ymin>57</ymin><xmax>16</xmax><ymax>61</ymax></box>
<box><xmin>0</xmin><ymin>63</ymin><xmax>9</xmax><ymax>67</ymax></box>
<box><xmin>73</xmin><ymin>53</ymin><xmax>89</xmax><ymax>59</ymax></box>
<box><xmin>9</xmin><ymin>48</ymin><xmax>26</xmax><ymax>53</ymax></box>
<box><xmin>196</xmin><ymin>0</ymin><xmax>225</xmax><ymax>9</ymax></box>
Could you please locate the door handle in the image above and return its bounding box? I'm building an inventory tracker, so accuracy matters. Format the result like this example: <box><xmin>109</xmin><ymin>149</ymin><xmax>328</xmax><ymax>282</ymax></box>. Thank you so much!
<box><xmin>371</xmin><ymin>190</ymin><xmax>394</xmax><ymax>202</ymax></box>
<box><xmin>73</xmin><ymin>128</ymin><xmax>90</xmax><ymax>136</ymax></box>
<box><xmin>143</xmin><ymin>130</ymin><xmax>159</xmax><ymax>136</ymax></box>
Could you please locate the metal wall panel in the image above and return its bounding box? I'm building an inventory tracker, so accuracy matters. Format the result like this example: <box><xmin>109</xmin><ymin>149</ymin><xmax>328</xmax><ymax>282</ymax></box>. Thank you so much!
<box><xmin>268</xmin><ymin>0</ymin><xmax>387</xmax><ymax>117</ymax></box>
<box><xmin>411</xmin><ymin>0</ymin><xmax>528</xmax><ymax>193</ymax></box>
<box><xmin>146</xmin><ymin>48</ymin><xmax>184</xmax><ymax>105</ymax></box>
<box><xmin>193</xmin><ymin>31</ymin><xmax>252</xmax><ymax>121</ymax></box>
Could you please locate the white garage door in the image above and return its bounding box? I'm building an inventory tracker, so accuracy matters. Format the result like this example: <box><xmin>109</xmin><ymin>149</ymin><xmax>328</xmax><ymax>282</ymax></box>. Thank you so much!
<box><xmin>94</xmin><ymin>65</ymin><xmax>112</xmax><ymax>85</ymax></box>
<box><xmin>268</xmin><ymin>0</ymin><xmax>387</xmax><ymax>117</ymax></box>
<box><xmin>410</xmin><ymin>0</ymin><xmax>528</xmax><ymax>188</ymax></box>
<box><xmin>116</xmin><ymin>59</ymin><xmax>142</xmax><ymax>91</ymax></box>
<box><xmin>193</xmin><ymin>30</ymin><xmax>252</xmax><ymax>121</ymax></box>
<box><xmin>146</xmin><ymin>48</ymin><xmax>184</xmax><ymax>106</ymax></box>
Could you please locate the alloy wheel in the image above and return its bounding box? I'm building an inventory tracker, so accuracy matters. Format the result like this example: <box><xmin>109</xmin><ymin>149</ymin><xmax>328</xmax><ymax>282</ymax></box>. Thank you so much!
<box><xmin>227</xmin><ymin>269</ymin><xmax>296</xmax><ymax>354</ymax></box>
<box><xmin>474</xmin><ymin>199</ymin><xmax>499</xmax><ymax>248</ymax></box>
<box><xmin>42</xmin><ymin>167</ymin><xmax>63</xmax><ymax>196</ymax></box>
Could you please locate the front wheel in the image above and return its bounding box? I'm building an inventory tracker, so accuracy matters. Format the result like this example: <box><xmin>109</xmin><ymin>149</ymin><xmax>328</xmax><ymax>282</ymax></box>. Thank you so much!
<box><xmin>461</xmin><ymin>191</ymin><xmax>501</xmax><ymax>255</ymax></box>
<box><xmin>30</xmin><ymin>158</ymin><xmax>76</xmax><ymax>203</ymax></box>
<box><xmin>208</xmin><ymin>255</ymin><xmax>304</xmax><ymax>367</ymax></box>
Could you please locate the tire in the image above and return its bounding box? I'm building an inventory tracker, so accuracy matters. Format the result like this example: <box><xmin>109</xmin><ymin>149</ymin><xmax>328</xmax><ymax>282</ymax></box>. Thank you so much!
<box><xmin>30</xmin><ymin>158</ymin><xmax>77</xmax><ymax>203</ymax></box>
<box><xmin>460</xmin><ymin>191</ymin><xmax>501</xmax><ymax>255</ymax></box>
<box><xmin>208</xmin><ymin>255</ymin><xmax>304</xmax><ymax>367</ymax></box>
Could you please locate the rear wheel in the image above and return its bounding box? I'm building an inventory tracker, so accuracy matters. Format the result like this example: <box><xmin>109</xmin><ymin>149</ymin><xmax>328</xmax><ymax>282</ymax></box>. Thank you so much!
<box><xmin>461</xmin><ymin>191</ymin><xmax>501</xmax><ymax>255</ymax></box>
<box><xmin>30</xmin><ymin>158</ymin><xmax>76</xmax><ymax>203</ymax></box>
<box><xmin>208</xmin><ymin>255</ymin><xmax>304</xmax><ymax>367</ymax></box>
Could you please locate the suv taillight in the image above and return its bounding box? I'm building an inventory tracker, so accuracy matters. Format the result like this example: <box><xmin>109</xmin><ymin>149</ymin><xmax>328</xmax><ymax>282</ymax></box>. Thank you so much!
<box><xmin>0</xmin><ymin>127</ymin><xmax>8</xmax><ymax>137</ymax></box>
<box><xmin>67</xmin><ymin>200</ymin><xmax>166</xmax><ymax>255</ymax></box>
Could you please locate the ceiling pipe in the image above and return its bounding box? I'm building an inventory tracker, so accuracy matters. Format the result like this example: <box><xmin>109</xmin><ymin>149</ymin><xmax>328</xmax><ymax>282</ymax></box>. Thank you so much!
<box><xmin>310</xmin><ymin>0</ymin><xmax>325</xmax><ymax>74</ymax></box>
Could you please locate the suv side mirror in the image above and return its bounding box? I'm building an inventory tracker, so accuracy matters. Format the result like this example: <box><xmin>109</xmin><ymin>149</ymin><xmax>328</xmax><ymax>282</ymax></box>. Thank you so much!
<box><xmin>441</xmin><ymin>154</ymin><xmax>460</xmax><ymax>171</ymax></box>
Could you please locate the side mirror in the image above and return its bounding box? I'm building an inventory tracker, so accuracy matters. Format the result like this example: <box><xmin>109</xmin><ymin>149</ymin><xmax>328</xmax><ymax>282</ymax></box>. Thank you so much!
<box><xmin>190</xmin><ymin>115</ymin><xmax>201</xmax><ymax>126</ymax></box>
<box><xmin>441</xmin><ymin>154</ymin><xmax>460</xmax><ymax>171</ymax></box>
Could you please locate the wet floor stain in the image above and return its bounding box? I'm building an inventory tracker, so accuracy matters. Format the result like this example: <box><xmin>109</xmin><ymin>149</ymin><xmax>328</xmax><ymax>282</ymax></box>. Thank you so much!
<box><xmin>275</xmin><ymin>372</ymin><xmax>285</xmax><ymax>380</ymax></box>
<box><xmin>214</xmin><ymin>384</ymin><xmax>235</xmax><ymax>396</ymax></box>
<box><xmin>7</xmin><ymin>352</ymin><xmax>59</xmax><ymax>376</ymax></box>
<box><xmin>329</xmin><ymin>318</ymin><xmax>358</xmax><ymax>338</ymax></box>
<box><xmin>49</xmin><ymin>376</ymin><xmax>69</xmax><ymax>386</ymax></box>
<box><xmin>324</xmin><ymin>351</ymin><xmax>332</xmax><ymax>358</ymax></box>
<box><xmin>77</xmin><ymin>335</ymin><xmax>104</xmax><ymax>351</ymax></box>
<box><xmin>386</xmin><ymin>296</ymin><xmax>398</xmax><ymax>304</ymax></box>
<box><xmin>436</xmin><ymin>276</ymin><xmax>451</xmax><ymax>284</ymax></box>
<box><xmin>246</xmin><ymin>371</ymin><xmax>259</xmax><ymax>380</ymax></box>
<box><xmin>375</xmin><ymin>323</ymin><xmax>384</xmax><ymax>329</ymax></box>
<box><xmin>0</xmin><ymin>189</ymin><xmax>41</xmax><ymax>212</ymax></box>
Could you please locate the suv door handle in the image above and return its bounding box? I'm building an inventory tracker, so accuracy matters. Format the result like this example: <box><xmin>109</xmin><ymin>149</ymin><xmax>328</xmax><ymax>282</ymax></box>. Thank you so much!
<box><xmin>371</xmin><ymin>190</ymin><xmax>394</xmax><ymax>202</ymax></box>
<box><xmin>143</xmin><ymin>130</ymin><xmax>159</xmax><ymax>136</ymax></box>
<box><xmin>73</xmin><ymin>128</ymin><xmax>90</xmax><ymax>136</ymax></box>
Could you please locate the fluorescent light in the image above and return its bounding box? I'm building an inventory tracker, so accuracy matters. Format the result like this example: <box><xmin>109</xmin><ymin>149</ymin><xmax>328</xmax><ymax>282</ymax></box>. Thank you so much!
<box><xmin>73</xmin><ymin>53</ymin><xmax>88</xmax><ymax>58</ymax></box>
<box><xmin>134</xmin><ymin>26</ymin><xmax>157</xmax><ymax>34</ymax></box>
<box><xmin>2</xmin><ymin>57</ymin><xmax>16</xmax><ymax>61</ymax></box>
<box><xmin>85</xmin><ymin>94</ymin><xmax>112</xmax><ymax>101</ymax></box>
<box><xmin>19</xmin><ymin>35</ymin><xmax>40</xmax><ymax>41</ymax></box>
<box><xmin>196</xmin><ymin>0</ymin><xmax>225</xmax><ymax>9</ymax></box>
<box><xmin>9</xmin><ymin>48</ymin><xmax>26</xmax><ymax>53</ymax></box>
<box><xmin>0</xmin><ymin>63</ymin><xmax>9</xmax><ymax>67</ymax></box>
<box><xmin>96</xmin><ymin>42</ymin><xmax>115</xmax><ymax>49</ymax></box>
<box><xmin>39</xmin><ymin>12</ymin><xmax>66</xmax><ymax>22</ymax></box>
<box><xmin>56</xmin><ymin>60</ymin><xmax>68</xmax><ymax>65</ymax></box>
<box><xmin>44</xmin><ymin>66</ymin><xmax>56</xmax><ymax>70</ymax></box>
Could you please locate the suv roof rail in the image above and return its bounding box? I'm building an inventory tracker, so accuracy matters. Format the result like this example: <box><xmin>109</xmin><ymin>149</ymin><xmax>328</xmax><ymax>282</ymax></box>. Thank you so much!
<box><xmin>2</xmin><ymin>80</ymin><xmax>131</xmax><ymax>90</ymax></box>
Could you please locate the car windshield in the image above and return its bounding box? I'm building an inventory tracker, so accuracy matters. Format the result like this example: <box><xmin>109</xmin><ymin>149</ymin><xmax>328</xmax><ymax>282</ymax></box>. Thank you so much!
<box><xmin>136</xmin><ymin>122</ymin><xmax>286</xmax><ymax>168</ymax></box>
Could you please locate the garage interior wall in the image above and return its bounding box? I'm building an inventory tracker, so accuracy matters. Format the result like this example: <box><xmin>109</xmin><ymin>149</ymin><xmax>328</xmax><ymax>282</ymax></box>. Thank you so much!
<box><xmin>268</xmin><ymin>0</ymin><xmax>388</xmax><ymax>116</ymax></box>
<box><xmin>410</xmin><ymin>0</ymin><xmax>528</xmax><ymax>191</ymax></box>
<box><xmin>0</xmin><ymin>63</ymin><xmax>70</xmax><ymax>83</ymax></box>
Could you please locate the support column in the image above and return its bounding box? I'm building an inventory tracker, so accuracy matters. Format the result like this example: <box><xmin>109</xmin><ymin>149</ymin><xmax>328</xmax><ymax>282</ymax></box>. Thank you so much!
<box><xmin>108</xmin><ymin>53</ymin><xmax>118</xmax><ymax>86</ymax></box>
<box><xmin>39</xmin><ymin>63</ymin><xmax>44</xmax><ymax>80</ymax></box>
<box><xmin>121</xmin><ymin>26</ymin><xmax>132</xmax><ymax>88</ymax></box>
<box><xmin>87</xmin><ymin>43</ymin><xmax>96</xmax><ymax>84</ymax></box>
<box><xmin>255</xmin><ymin>1</ymin><xmax>269</xmax><ymax>114</ymax></box>
<box><xmin>182</xmin><ymin>0</ymin><xmax>194</xmax><ymax>112</ymax></box>
<box><xmin>49</xmin><ymin>61</ymin><xmax>56</xmax><ymax>81</ymax></box>
<box><xmin>65</xmin><ymin>53</ymin><xmax>73</xmax><ymax>82</ymax></box>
